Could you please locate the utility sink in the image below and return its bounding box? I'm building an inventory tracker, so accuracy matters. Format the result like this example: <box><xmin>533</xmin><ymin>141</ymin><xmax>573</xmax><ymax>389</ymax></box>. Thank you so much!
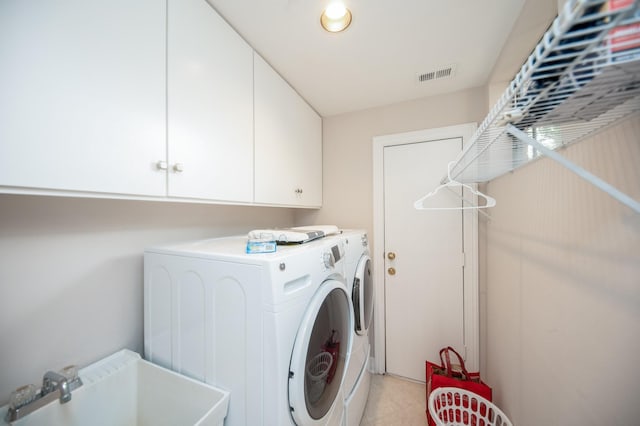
<box><xmin>2</xmin><ymin>350</ymin><xmax>229</xmax><ymax>426</ymax></box>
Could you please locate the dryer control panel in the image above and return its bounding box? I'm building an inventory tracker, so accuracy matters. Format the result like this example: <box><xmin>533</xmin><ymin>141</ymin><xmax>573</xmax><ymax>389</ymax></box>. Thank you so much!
<box><xmin>323</xmin><ymin>243</ymin><xmax>344</xmax><ymax>269</ymax></box>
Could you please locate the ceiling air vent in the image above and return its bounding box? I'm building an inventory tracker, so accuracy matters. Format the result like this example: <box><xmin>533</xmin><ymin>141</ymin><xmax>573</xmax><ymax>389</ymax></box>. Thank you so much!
<box><xmin>416</xmin><ymin>64</ymin><xmax>456</xmax><ymax>84</ymax></box>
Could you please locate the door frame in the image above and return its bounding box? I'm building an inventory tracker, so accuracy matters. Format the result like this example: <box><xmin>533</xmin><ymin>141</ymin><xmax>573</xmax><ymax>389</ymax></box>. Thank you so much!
<box><xmin>372</xmin><ymin>122</ymin><xmax>479</xmax><ymax>375</ymax></box>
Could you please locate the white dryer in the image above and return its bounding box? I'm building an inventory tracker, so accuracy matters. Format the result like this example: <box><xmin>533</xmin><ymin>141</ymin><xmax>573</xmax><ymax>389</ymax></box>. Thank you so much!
<box><xmin>341</xmin><ymin>230</ymin><xmax>374</xmax><ymax>426</ymax></box>
<box><xmin>144</xmin><ymin>235</ymin><xmax>353</xmax><ymax>426</ymax></box>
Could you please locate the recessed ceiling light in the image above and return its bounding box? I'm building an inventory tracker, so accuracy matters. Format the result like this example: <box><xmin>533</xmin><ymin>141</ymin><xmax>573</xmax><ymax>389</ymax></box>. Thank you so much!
<box><xmin>321</xmin><ymin>2</ymin><xmax>352</xmax><ymax>33</ymax></box>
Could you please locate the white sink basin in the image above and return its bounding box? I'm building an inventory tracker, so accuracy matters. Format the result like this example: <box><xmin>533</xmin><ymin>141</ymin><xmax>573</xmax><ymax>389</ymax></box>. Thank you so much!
<box><xmin>2</xmin><ymin>350</ymin><xmax>229</xmax><ymax>426</ymax></box>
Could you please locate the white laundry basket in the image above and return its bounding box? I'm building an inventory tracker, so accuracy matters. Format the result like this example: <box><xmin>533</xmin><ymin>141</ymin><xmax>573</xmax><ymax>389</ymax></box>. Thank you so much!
<box><xmin>428</xmin><ymin>387</ymin><xmax>513</xmax><ymax>426</ymax></box>
<box><xmin>306</xmin><ymin>351</ymin><xmax>333</xmax><ymax>403</ymax></box>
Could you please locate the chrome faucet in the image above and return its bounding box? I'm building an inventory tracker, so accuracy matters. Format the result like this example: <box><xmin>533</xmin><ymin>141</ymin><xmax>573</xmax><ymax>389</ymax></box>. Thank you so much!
<box><xmin>5</xmin><ymin>366</ymin><xmax>82</xmax><ymax>422</ymax></box>
<box><xmin>42</xmin><ymin>370</ymin><xmax>72</xmax><ymax>403</ymax></box>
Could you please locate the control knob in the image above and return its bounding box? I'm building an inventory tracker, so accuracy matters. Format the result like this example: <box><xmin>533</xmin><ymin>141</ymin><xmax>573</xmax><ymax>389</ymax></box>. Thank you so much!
<box><xmin>323</xmin><ymin>252</ymin><xmax>335</xmax><ymax>269</ymax></box>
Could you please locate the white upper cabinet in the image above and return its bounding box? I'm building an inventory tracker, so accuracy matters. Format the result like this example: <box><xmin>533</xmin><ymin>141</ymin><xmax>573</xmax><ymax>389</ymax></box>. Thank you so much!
<box><xmin>167</xmin><ymin>0</ymin><xmax>254</xmax><ymax>202</ymax></box>
<box><xmin>0</xmin><ymin>1</ymin><xmax>320</xmax><ymax>207</ymax></box>
<box><xmin>0</xmin><ymin>0</ymin><xmax>166</xmax><ymax>196</ymax></box>
<box><xmin>254</xmin><ymin>54</ymin><xmax>322</xmax><ymax>207</ymax></box>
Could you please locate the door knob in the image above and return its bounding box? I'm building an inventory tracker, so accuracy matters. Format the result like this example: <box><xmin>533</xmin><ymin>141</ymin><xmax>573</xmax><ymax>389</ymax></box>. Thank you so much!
<box><xmin>387</xmin><ymin>252</ymin><xmax>396</xmax><ymax>260</ymax></box>
<box><xmin>387</xmin><ymin>267</ymin><xmax>396</xmax><ymax>276</ymax></box>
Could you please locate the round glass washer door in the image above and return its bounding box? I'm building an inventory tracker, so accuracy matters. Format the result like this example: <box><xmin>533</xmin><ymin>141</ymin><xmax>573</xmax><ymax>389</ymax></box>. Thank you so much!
<box><xmin>288</xmin><ymin>279</ymin><xmax>353</xmax><ymax>425</ymax></box>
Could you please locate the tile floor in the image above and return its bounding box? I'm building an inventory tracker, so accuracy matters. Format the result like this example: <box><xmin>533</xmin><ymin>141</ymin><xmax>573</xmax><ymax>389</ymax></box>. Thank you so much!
<box><xmin>360</xmin><ymin>373</ymin><xmax>429</xmax><ymax>426</ymax></box>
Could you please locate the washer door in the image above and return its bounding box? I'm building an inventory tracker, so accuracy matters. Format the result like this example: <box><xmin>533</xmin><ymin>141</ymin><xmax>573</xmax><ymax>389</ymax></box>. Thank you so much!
<box><xmin>289</xmin><ymin>279</ymin><xmax>352</xmax><ymax>425</ymax></box>
<box><xmin>353</xmin><ymin>255</ymin><xmax>373</xmax><ymax>336</ymax></box>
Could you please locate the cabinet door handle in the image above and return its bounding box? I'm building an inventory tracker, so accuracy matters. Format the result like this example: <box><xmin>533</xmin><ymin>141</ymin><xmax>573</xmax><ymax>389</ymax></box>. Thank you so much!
<box><xmin>156</xmin><ymin>161</ymin><xmax>168</xmax><ymax>170</ymax></box>
<box><xmin>295</xmin><ymin>188</ymin><xmax>303</xmax><ymax>194</ymax></box>
<box><xmin>173</xmin><ymin>163</ymin><xmax>184</xmax><ymax>173</ymax></box>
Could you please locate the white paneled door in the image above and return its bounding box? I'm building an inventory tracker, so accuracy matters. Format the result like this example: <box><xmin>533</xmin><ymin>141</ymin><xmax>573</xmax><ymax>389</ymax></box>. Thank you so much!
<box><xmin>383</xmin><ymin>137</ymin><xmax>465</xmax><ymax>382</ymax></box>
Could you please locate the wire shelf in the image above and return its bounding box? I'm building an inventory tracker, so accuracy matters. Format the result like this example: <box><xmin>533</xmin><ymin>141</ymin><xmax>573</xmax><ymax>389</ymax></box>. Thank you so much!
<box><xmin>449</xmin><ymin>0</ymin><xmax>640</xmax><ymax>185</ymax></box>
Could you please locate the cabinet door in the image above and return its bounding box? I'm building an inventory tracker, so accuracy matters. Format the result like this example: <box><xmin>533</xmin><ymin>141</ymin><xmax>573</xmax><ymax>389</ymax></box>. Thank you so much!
<box><xmin>0</xmin><ymin>0</ymin><xmax>166</xmax><ymax>196</ymax></box>
<box><xmin>167</xmin><ymin>0</ymin><xmax>254</xmax><ymax>202</ymax></box>
<box><xmin>254</xmin><ymin>54</ymin><xmax>322</xmax><ymax>207</ymax></box>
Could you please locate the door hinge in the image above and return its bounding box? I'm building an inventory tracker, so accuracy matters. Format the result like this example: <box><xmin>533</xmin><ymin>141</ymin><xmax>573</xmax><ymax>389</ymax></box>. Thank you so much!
<box><xmin>461</xmin><ymin>252</ymin><xmax>466</xmax><ymax>268</ymax></box>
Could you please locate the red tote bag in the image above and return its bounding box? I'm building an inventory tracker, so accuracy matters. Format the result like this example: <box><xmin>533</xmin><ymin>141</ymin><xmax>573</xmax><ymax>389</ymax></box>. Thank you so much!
<box><xmin>425</xmin><ymin>347</ymin><xmax>492</xmax><ymax>426</ymax></box>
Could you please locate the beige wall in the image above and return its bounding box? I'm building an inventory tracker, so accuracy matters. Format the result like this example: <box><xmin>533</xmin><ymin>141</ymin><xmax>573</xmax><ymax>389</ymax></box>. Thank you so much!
<box><xmin>295</xmin><ymin>86</ymin><xmax>488</xmax><ymax>235</ymax></box>
<box><xmin>483</xmin><ymin>114</ymin><xmax>640</xmax><ymax>425</ymax></box>
<box><xmin>0</xmin><ymin>195</ymin><xmax>294</xmax><ymax>405</ymax></box>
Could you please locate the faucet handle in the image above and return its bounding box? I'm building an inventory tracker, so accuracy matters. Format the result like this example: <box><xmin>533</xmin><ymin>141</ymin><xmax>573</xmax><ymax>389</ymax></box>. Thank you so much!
<box><xmin>59</xmin><ymin>365</ymin><xmax>78</xmax><ymax>381</ymax></box>
<box><xmin>9</xmin><ymin>384</ymin><xmax>37</xmax><ymax>410</ymax></box>
<box><xmin>60</xmin><ymin>365</ymin><xmax>83</xmax><ymax>393</ymax></box>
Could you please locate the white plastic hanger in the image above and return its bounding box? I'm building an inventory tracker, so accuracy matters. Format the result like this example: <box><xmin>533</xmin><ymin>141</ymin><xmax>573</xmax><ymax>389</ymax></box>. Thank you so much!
<box><xmin>414</xmin><ymin>161</ymin><xmax>496</xmax><ymax>210</ymax></box>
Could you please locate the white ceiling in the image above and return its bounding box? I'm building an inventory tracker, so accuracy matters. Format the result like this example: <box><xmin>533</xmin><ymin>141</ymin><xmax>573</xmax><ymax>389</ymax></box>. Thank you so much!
<box><xmin>206</xmin><ymin>0</ymin><xmax>558</xmax><ymax>117</ymax></box>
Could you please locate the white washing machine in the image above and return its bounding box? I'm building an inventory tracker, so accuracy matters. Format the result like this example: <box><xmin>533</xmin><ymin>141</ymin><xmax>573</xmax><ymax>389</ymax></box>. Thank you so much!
<box><xmin>143</xmin><ymin>235</ymin><xmax>353</xmax><ymax>426</ymax></box>
<box><xmin>341</xmin><ymin>230</ymin><xmax>374</xmax><ymax>426</ymax></box>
